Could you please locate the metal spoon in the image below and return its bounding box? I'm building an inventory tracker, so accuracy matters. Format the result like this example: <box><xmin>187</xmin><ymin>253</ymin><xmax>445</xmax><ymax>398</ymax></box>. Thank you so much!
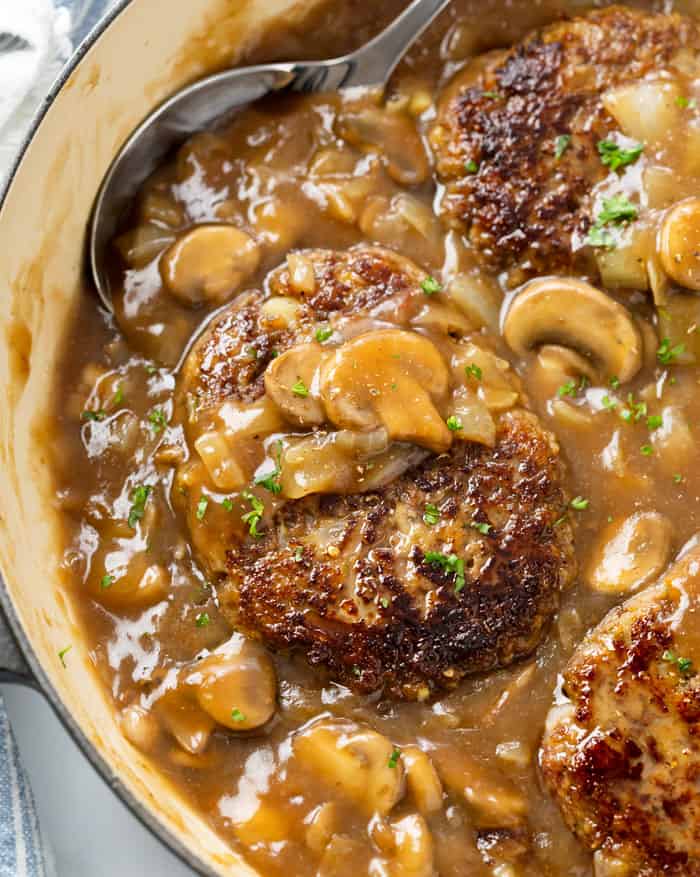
<box><xmin>89</xmin><ymin>0</ymin><xmax>451</xmax><ymax>309</ymax></box>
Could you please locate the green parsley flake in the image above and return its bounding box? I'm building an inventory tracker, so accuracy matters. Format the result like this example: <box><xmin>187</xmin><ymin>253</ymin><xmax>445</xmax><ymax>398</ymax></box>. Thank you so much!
<box><xmin>315</xmin><ymin>326</ymin><xmax>334</xmax><ymax>343</ymax></box>
<box><xmin>558</xmin><ymin>380</ymin><xmax>578</xmax><ymax>398</ymax></box>
<box><xmin>674</xmin><ymin>473</ymin><xmax>684</xmax><ymax>484</ymax></box>
<box><xmin>294</xmin><ymin>546</ymin><xmax>304</xmax><ymax>562</ymax></box>
<box><xmin>647</xmin><ymin>414</ymin><xmax>663</xmax><ymax>430</ymax></box>
<box><xmin>148</xmin><ymin>408</ymin><xmax>168</xmax><ymax>433</ymax></box>
<box><xmin>380</xmin><ymin>596</ymin><xmax>390</xmax><ymax>609</ymax></box>
<box><xmin>145</xmin><ymin>364</ymin><xmax>158</xmax><ymax>375</ymax></box>
<box><xmin>58</xmin><ymin>645</ymin><xmax>72</xmax><ymax>668</ymax></box>
<box><xmin>242</xmin><ymin>492</ymin><xmax>265</xmax><ymax>538</ymax></box>
<box><xmin>446</xmin><ymin>415</ymin><xmax>463</xmax><ymax>432</ymax></box>
<box><xmin>601</xmin><ymin>395</ymin><xmax>617</xmax><ymax>410</ymax></box>
<box><xmin>586</xmin><ymin>195</ymin><xmax>638</xmax><ymax>248</ymax></box>
<box><xmin>196</xmin><ymin>496</ymin><xmax>209</xmax><ymax>521</ymax></box>
<box><xmin>676</xmin><ymin>95</ymin><xmax>697</xmax><ymax>109</ymax></box>
<box><xmin>425</xmin><ymin>551</ymin><xmax>466</xmax><ymax>593</ymax></box>
<box><xmin>620</xmin><ymin>395</ymin><xmax>647</xmax><ymax>424</ymax></box>
<box><xmin>465</xmin><ymin>363</ymin><xmax>482</xmax><ymax>380</ymax></box>
<box><xmin>195</xmin><ymin>612</ymin><xmax>210</xmax><ymax>627</ymax></box>
<box><xmin>128</xmin><ymin>485</ymin><xmax>152</xmax><ymax>528</ymax></box>
<box><xmin>597</xmin><ymin>139</ymin><xmax>644</xmax><ymax>172</ymax></box>
<box><xmin>81</xmin><ymin>409</ymin><xmax>106</xmax><ymax>422</ymax></box>
<box><xmin>554</xmin><ymin>134</ymin><xmax>571</xmax><ymax>160</ymax></box>
<box><xmin>465</xmin><ymin>159</ymin><xmax>479</xmax><ymax>174</ymax></box>
<box><xmin>100</xmin><ymin>574</ymin><xmax>115</xmax><ymax>590</ymax></box>
<box><xmin>423</xmin><ymin>503</ymin><xmax>440</xmax><ymax>526</ymax></box>
<box><xmin>570</xmin><ymin>496</ymin><xmax>589</xmax><ymax>511</ymax></box>
<box><xmin>421</xmin><ymin>276</ymin><xmax>442</xmax><ymax>296</ymax></box>
<box><xmin>111</xmin><ymin>383</ymin><xmax>124</xmax><ymax>407</ymax></box>
<box><xmin>388</xmin><ymin>748</ymin><xmax>401</xmax><ymax>768</ymax></box>
<box><xmin>662</xmin><ymin>650</ymin><xmax>694</xmax><ymax>676</ymax></box>
<box><xmin>221</xmin><ymin>498</ymin><xmax>234</xmax><ymax>512</ymax></box>
<box><xmin>231</xmin><ymin>708</ymin><xmax>247</xmax><ymax>722</ymax></box>
<box><xmin>292</xmin><ymin>379</ymin><xmax>309</xmax><ymax>398</ymax></box>
<box><xmin>609</xmin><ymin>376</ymin><xmax>621</xmax><ymax>390</ymax></box>
<box><xmin>641</xmin><ymin>444</ymin><xmax>654</xmax><ymax>457</ymax></box>
<box><xmin>255</xmin><ymin>442</ymin><xmax>283</xmax><ymax>495</ymax></box>
<box><xmin>471</xmin><ymin>520</ymin><xmax>492</xmax><ymax>535</ymax></box>
<box><xmin>657</xmin><ymin>337</ymin><xmax>685</xmax><ymax>365</ymax></box>
<box><xmin>482</xmin><ymin>90</ymin><xmax>502</xmax><ymax>99</ymax></box>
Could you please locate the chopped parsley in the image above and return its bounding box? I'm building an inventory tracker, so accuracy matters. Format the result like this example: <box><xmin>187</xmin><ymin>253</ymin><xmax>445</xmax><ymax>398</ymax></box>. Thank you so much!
<box><xmin>231</xmin><ymin>708</ymin><xmax>247</xmax><ymax>723</ymax></box>
<box><xmin>423</xmin><ymin>503</ymin><xmax>441</xmax><ymax>526</ymax></box>
<box><xmin>388</xmin><ymin>747</ymin><xmax>401</xmax><ymax>768</ymax></box>
<box><xmin>609</xmin><ymin>376</ymin><xmax>621</xmax><ymax>390</ymax></box>
<box><xmin>657</xmin><ymin>337</ymin><xmax>685</xmax><ymax>365</ymax></box>
<box><xmin>58</xmin><ymin>645</ymin><xmax>72</xmax><ymax>668</ymax></box>
<box><xmin>597</xmin><ymin>139</ymin><xmax>644</xmax><ymax>172</ymax></box>
<box><xmin>145</xmin><ymin>364</ymin><xmax>158</xmax><ymax>375</ymax></box>
<box><xmin>292</xmin><ymin>379</ymin><xmax>309</xmax><ymax>398</ymax></box>
<box><xmin>570</xmin><ymin>496</ymin><xmax>589</xmax><ymax>511</ymax></box>
<box><xmin>241</xmin><ymin>492</ymin><xmax>265</xmax><ymax>538</ymax></box>
<box><xmin>255</xmin><ymin>442</ymin><xmax>283</xmax><ymax>495</ymax></box>
<box><xmin>676</xmin><ymin>95</ymin><xmax>697</xmax><ymax>110</ymax></box>
<box><xmin>100</xmin><ymin>574</ymin><xmax>115</xmax><ymax>590</ymax></box>
<box><xmin>148</xmin><ymin>408</ymin><xmax>168</xmax><ymax>433</ymax></box>
<box><xmin>81</xmin><ymin>409</ymin><xmax>106</xmax><ymax>422</ymax></box>
<box><xmin>558</xmin><ymin>379</ymin><xmax>578</xmax><ymax>399</ymax></box>
<box><xmin>554</xmin><ymin>134</ymin><xmax>571</xmax><ymax>160</ymax></box>
<box><xmin>425</xmin><ymin>551</ymin><xmax>466</xmax><ymax>593</ymax></box>
<box><xmin>586</xmin><ymin>195</ymin><xmax>638</xmax><ymax>248</ymax></box>
<box><xmin>127</xmin><ymin>485</ymin><xmax>152</xmax><ymax>528</ymax></box>
<box><xmin>196</xmin><ymin>496</ymin><xmax>209</xmax><ymax>521</ymax></box>
<box><xmin>647</xmin><ymin>414</ymin><xmax>663</xmax><ymax>430</ymax></box>
<box><xmin>641</xmin><ymin>444</ymin><xmax>654</xmax><ymax>457</ymax></box>
<box><xmin>471</xmin><ymin>520</ymin><xmax>492</xmax><ymax>535</ymax></box>
<box><xmin>674</xmin><ymin>473</ymin><xmax>684</xmax><ymax>484</ymax></box>
<box><xmin>315</xmin><ymin>325</ymin><xmax>334</xmax><ymax>343</ymax></box>
<box><xmin>294</xmin><ymin>546</ymin><xmax>304</xmax><ymax>562</ymax></box>
<box><xmin>465</xmin><ymin>363</ymin><xmax>483</xmax><ymax>380</ymax></box>
<box><xmin>482</xmin><ymin>90</ymin><xmax>502</xmax><ymax>99</ymax></box>
<box><xmin>195</xmin><ymin>612</ymin><xmax>210</xmax><ymax>627</ymax></box>
<box><xmin>446</xmin><ymin>415</ymin><xmax>463</xmax><ymax>432</ymax></box>
<box><xmin>421</xmin><ymin>276</ymin><xmax>442</xmax><ymax>296</ymax></box>
<box><xmin>663</xmin><ymin>650</ymin><xmax>694</xmax><ymax>676</ymax></box>
<box><xmin>465</xmin><ymin>159</ymin><xmax>479</xmax><ymax>174</ymax></box>
<box><xmin>620</xmin><ymin>395</ymin><xmax>647</xmax><ymax>424</ymax></box>
<box><xmin>601</xmin><ymin>395</ymin><xmax>617</xmax><ymax>410</ymax></box>
<box><xmin>380</xmin><ymin>596</ymin><xmax>390</xmax><ymax>609</ymax></box>
<box><xmin>111</xmin><ymin>383</ymin><xmax>124</xmax><ymax>407</ymax></box>
<box><xmin>221</xmin><ymin>497</ymin><xmax>234</xmax><ymax>512</ymax></box>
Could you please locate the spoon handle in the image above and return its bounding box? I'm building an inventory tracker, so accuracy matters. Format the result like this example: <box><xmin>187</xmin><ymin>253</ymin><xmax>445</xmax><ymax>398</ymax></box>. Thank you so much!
<box><xmin>340</xmin><ymin>0</ymin><xmax>452</xmax><ymax>90</ymax></box>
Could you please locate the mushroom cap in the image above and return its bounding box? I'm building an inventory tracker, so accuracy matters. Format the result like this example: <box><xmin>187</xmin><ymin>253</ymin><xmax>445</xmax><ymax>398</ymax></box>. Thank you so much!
<box><xmin>319</xmin><ymin>329</ymin><xmax>452</xmax><ymax>454</ymax></box>
<box><xmin>659</xmin><ymin>196</ymin><xmax>700</xmax><ymax>291</ymax></box>
<box><xmin>503</xmin><ymin>277</ymin><xmax>642</xmax><ymax>383</ymax></box>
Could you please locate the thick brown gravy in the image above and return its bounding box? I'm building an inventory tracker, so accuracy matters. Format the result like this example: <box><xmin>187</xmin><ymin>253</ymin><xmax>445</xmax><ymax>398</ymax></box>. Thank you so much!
<box><xmin>50</xmin><ymin>2</ymin><xmax>700</xmax><ymax>874</ymax></box>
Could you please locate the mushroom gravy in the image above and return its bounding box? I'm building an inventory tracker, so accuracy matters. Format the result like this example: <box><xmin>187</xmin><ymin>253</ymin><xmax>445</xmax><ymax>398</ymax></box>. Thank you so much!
<box><xmin>51</xmin><ymin>2</ymin><xmax>700</xmax><ymax>875</ymax></box>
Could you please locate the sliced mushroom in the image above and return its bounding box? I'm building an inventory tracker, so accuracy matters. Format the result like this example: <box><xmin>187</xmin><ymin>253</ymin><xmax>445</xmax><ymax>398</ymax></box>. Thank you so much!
<box><xmin>585</xmin><ymin>512</ymin><xmax>673</xmax><ymax>594</ymax></box>
<box><xmin>387</xmin><ymin>814</ymin><xmax>435</xmax><ymax>877</ymax></box>
<box><xmin>160</xmin><ymin>224</ymin><xmax>260</xmax><ymax>305</ymax></box>
<box><xmin>157</xmin><ymin>692</ymin><xmax>216</xmax><ymax>755</ymax></box>
<box><xmin>659</xmin><ymin>197</ymin><xmax>700</xmax><ymax>291</ymax></box>
<box><xmin>189</xmin><ymin>633</ymin><xmax>277</xmax><ymax>731</ymax></box>
<box><xmin>402</xmin><ymin>746</ymin><xmax>444</xmax><ymax>815</ymax></box>
<box><xmin>320</xmin><ymin>330</ymin><xmax>451</xmax><ymax>453</ymax></box>
<box><xmin>530</xmin><ymin>344</ymin><xmax>601</xmax><ymax>400</ymax></box>
<box><xmin>293</xmin><ymin>719</ymin><xmax>405</xmax><ymax>816</ymax></box>
<box><xmin>453</xmin><ymin>342</ymin><xmax>520</xmax><ymax>412</ymax></box>
<box><xmin>503</xmin><ymin>278</ymin><xmax>642</xmax><ymax>383</ymax></box>
<box><xmin>264</xmin><ymin>343</ymin><xmax>325</xmax><ymax>426</ymax></box>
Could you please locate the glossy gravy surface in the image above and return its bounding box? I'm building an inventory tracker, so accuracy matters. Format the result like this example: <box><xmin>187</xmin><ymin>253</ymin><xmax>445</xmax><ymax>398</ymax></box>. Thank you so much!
<box><xmin>51</xmin><ymin>2</ymin><xmax>700</xmax><ymax>875</ymax></box>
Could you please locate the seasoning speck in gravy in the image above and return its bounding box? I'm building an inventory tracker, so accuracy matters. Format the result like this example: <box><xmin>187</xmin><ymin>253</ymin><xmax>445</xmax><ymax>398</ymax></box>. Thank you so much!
<box><xmin>51</xmin><ymin>2</ymin><xmax>700</xmax><ymax>874</ymax></box>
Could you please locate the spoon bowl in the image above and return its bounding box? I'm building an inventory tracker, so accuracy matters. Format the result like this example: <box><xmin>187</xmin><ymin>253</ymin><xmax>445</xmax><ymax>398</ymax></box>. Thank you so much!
<box><xmin>89</xmin><ymin>0</ymin><xmax>451</xmax><ymax>309</ymax></box>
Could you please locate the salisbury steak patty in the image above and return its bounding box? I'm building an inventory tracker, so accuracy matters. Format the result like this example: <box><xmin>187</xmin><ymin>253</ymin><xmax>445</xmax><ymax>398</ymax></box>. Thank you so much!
<box><xmin>178</xmin><ymin>245</ymin><xmax>575</xmax><ymax>699</ymax></box>
<box><xmin>540</xmin><ymin>541</ymin><xmax>700</xmax><ymax>875</ymax></box>
<box><xmin>430</xmin><ymin>6</ymin><xmax>699</xmax><ymax>282</ymax></box>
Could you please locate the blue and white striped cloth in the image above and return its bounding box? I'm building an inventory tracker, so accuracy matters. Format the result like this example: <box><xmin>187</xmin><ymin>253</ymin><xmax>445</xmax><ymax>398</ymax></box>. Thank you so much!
<box><xmin>0</xmin><ymin>698</ymin><xmax>53</xmax><ymax>877</ymax></box>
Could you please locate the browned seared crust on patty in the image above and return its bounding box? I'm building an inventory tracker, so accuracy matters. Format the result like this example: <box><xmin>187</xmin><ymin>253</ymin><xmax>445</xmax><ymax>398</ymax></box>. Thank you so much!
<box><xmin>223</xmin><ymin>409</ymin><xmax>573</xmax><ymax>698</ymax></box>
<box><xmin>540</xmin><ymin>543</ymin><xmax>700</xmax><ymax>875</ymax></box>
<box><xmin>178</xmin><ymin>246</ymin><xmax>575</xmax><ymax>699</ymax></box>
<box><xmin>430</xmin><ymin>7</ymin><xmax>699</xmax><ymax>282</ymax></box>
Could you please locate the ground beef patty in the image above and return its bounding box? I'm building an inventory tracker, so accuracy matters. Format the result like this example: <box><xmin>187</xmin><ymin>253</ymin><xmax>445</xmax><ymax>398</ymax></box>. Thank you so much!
<box><xmin>430</xmin><ymin>6</ymin><xmax>699</xmax><ymax>283</ymax></box>
<box><xmin>540</xmin><ymin>541</ymin><xmax>700</xmax><ymax>875</ymax></box>
<box><xmin>178</xmin><ymin>246</ymin><xmax>575</xmax><ymax>699</ymax></box>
